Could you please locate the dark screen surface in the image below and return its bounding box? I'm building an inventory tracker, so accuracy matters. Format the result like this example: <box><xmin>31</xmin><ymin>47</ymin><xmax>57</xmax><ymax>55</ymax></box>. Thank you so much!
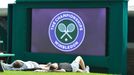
<box><xmin>31</xmin><ymin>8</ymin><xmax>106</xmax><ymax>56</ymax></box>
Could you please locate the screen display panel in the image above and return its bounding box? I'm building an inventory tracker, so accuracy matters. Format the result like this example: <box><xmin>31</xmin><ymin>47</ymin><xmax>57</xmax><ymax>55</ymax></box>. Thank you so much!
<box><xmin>31</xmin><ymin>8</ymin><xmax>106</xmax><ymax>56</ymax></box>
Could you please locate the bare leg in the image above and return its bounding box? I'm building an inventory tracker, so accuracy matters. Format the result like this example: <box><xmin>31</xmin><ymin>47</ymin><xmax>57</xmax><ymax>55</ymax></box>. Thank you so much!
<box><xmin>74</xmin><ymin>56</ymin><xmax>86</xmax><ymax>70</ymax></box>
<box><xmin>71</xmin><ymin>56</ymin><xmax>86</xmax><ymax>72</ymax></box>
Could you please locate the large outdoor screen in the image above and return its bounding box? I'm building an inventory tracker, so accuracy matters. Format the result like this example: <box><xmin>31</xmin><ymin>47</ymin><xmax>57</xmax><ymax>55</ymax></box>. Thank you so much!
<box><xmin>31</xmin><ymin>8</ymin><xmax>106</xmax><ymax>56</ymax></box>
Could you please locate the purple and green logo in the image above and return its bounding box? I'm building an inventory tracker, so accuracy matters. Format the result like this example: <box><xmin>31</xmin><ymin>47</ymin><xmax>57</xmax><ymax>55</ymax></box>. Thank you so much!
<box><xmin>49</xmin><ymin>11</ymin><xmax>85</xmax><ymax>52</ymax></box>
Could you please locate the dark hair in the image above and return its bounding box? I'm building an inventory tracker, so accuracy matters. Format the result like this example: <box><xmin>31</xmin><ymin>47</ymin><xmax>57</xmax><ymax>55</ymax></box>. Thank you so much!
<box><xmin>12</xmin><ymin>61</ymin><xmax>23</xmax><ymax>68</ymax></box>
<box><xmin>49</xmin><ymin>64</ymin><xmax>58</xmax><ymax>70</ymax></box>
<box><xmin>50</xmin><ymin>66</ymin><xmax>56</xmax><ymax>70</ymax></box>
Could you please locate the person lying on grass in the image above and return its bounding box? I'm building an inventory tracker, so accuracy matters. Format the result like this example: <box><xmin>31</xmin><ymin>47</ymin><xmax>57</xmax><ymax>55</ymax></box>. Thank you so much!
<box><xmin>35</xmin><ymin>56</ymin><xmax>89</xmax><ymax>73</ymax></box>
<box><xmin>1</xmin><ymin>60</ymin><xmax>51</xmax><ymax>71</ymax></box>
<box><xmin>1</xmin><ymin>56</ymin><xmax>89</xmax><ymax>73</ymax></box>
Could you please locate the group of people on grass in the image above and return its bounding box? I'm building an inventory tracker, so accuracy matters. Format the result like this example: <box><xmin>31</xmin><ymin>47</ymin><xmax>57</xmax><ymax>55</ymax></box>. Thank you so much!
<box><xmin>0</xmin><ymin>56</ymin><xmax>90</xmax><ymax>73</ymax></box>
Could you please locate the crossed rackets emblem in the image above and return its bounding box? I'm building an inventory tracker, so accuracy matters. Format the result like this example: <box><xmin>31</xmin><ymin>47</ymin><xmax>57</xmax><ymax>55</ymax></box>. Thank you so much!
<box><xmin>58</xmin><ymin>23</ymin><xmax>75</xmax><ymax>40</ymax></box>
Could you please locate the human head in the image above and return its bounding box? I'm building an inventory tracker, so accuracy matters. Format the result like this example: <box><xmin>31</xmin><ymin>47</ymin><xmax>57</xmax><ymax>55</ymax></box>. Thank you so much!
<box><xmin>12</xmin><ymin>60</ymin><xmax>24</xmax><ymax>68</ymax></box>
<box><xmin>49</xmin><ymin>63</ymin><xmax>58</xmax><ymax>70</ymax></box>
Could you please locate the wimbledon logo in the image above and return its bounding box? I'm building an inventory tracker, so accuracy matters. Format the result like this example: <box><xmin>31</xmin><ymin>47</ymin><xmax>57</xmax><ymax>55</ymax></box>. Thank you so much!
<box><xmin>49</xmin><ymin>11</ymin><xmax>85</xmax><ymax>52</ymax></box>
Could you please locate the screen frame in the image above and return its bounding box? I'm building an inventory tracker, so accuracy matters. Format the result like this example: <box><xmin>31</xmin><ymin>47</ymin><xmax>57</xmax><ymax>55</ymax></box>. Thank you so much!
<box><xmin>8</xmin><ymin>1</ymin><xmax>127</xmax><ymax>74</ymax></box>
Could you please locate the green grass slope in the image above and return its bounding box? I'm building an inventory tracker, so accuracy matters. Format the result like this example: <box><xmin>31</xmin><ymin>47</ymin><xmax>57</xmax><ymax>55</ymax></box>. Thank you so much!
<box><xmin>0</xmin><ymin>71</ymin><xmax>111</xmax><ymax>75</ymax></box>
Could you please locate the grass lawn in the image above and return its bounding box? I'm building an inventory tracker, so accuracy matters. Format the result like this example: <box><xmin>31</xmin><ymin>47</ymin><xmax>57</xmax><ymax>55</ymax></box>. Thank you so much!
<box><xmin>0</xmin><ymin>71</ymin><xmax>111</xmax><ymax>75</ymax></box>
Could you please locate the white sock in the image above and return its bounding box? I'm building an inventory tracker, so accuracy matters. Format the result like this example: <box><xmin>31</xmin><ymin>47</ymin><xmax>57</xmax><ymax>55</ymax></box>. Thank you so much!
<box><xmin>84</xmin><ymin>66</ymin><xmax>90</xmax><ymax>73</ymax></box>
